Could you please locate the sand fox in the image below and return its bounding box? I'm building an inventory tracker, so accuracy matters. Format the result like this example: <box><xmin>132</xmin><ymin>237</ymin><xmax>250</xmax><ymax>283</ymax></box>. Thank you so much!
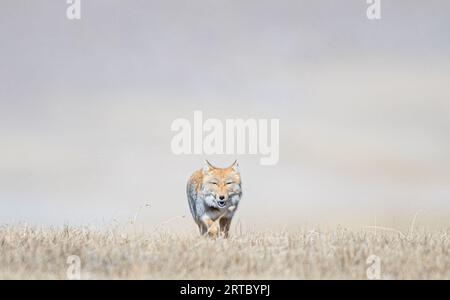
<box><xmin>187</xmin><ymin>160</ymin><xmax>242</xmax><ymax>238</ymax></box>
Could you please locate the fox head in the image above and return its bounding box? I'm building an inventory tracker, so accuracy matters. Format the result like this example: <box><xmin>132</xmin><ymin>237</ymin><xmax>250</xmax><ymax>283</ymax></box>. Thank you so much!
<box><xmin>201</xmin><ymin>160</ymin><xmax>242</xmax><ymax>209</ymax></box>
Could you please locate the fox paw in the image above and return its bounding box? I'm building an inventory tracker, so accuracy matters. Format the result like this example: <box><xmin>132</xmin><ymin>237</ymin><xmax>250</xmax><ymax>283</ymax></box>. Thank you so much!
<box><xmin>207</xmin><ymin>223</ymin><xmax>220</xmax><ymax>238</ymax></box>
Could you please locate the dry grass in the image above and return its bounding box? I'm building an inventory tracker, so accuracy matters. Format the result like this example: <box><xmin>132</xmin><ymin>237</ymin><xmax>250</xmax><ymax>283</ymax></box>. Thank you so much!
<box><xmin>0</xmin><ymin>225</ymin><xmax>448</xmax><ymax>279</ymax></box>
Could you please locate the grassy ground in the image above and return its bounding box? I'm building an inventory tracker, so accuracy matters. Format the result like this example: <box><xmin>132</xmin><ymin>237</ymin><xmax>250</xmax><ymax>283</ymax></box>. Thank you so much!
<box><xmin>0</xmin><ymin>225</ymin><xmax>448</xmax><ymax>279</ymax></box>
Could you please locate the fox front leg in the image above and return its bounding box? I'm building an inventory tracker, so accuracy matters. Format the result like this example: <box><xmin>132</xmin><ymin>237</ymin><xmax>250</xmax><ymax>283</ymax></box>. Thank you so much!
<box><xmin>198</xmin><ymin>222</ymin><xmax>208</xmax><ymax>235</ymax></box>
<box><xmin>219</xmin><ymin>218</ymin><xmax>231</xmax><ymax>238</ymax></box>
<box><xmin>201</xmin><ymin>217</ymin><xmax>219</xmax><ymax>238</ymax></box>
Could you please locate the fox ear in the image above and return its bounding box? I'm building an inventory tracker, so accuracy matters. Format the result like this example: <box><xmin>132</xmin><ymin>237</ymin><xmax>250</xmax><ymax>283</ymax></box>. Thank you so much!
<box><xmin>229</xmin><ymin>160</ymin><xmax>239</xmax><ymax>172</ymax></box>
<box><xmin>203</xmin><ymin>160</ymin><xmax>215</xmax><ymax>173</ymax></box>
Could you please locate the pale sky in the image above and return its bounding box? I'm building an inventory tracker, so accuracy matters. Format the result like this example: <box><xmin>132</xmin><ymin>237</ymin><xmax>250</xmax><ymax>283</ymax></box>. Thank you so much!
<box><xmin>1</xmin><ymin>1</ymin><xmax>449</xmax><ymax>230</ymax></box>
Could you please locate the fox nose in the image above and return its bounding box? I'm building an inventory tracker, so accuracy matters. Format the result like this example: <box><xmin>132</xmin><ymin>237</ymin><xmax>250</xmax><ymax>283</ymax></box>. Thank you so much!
<box><xmin>219</xmin><ymin>195</ymin><xmax>225</xmax><ymax>200</ymax></box>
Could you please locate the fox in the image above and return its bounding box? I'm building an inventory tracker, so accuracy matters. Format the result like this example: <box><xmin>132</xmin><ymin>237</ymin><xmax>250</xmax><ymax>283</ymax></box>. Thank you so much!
<box><xmin>187</xmin><ymin>160</ymin><xmax>242</xmax><ymax>238</ymax></box>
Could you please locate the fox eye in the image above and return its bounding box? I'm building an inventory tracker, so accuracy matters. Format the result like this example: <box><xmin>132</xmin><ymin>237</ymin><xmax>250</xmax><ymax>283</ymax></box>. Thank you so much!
<box><xmin>209</xmin><ymin>181</ymin><xmax>218</xmax><ymax>185</ymax></box>
<box><xmin>226</xmin><ymin>181</ymin><xmax>234</xmax><ymax>185</ymax></box>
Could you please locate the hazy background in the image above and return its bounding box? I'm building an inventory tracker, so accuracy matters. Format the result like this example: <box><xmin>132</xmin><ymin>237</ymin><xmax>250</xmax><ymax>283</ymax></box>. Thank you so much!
<box><xmin>1</xmin><ymin>1</ymin><xmax>449</xmax><ymax>231</ymax></box>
